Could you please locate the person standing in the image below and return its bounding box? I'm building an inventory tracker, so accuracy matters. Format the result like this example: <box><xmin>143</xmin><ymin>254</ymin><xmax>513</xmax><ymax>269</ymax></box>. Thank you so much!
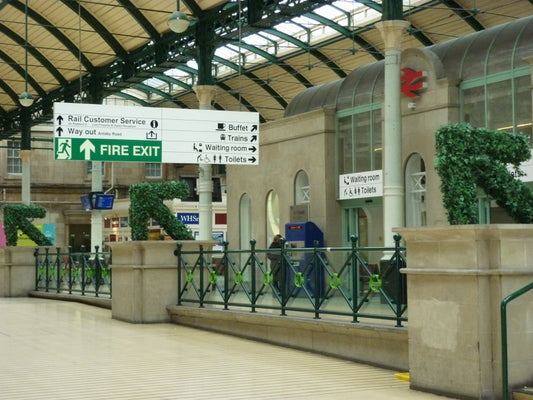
<box><xmin>267</xmin><ymin>234</ymin><xmax>283</xmax><ymax>292</ymax></box>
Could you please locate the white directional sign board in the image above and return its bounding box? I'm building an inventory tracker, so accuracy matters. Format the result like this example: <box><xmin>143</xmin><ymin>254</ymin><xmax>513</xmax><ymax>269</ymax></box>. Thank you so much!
<box><xmin>339</xmin><ymin>170</ymin><xmax>383</xmax><ymax>200</ymax></box>
<box><xmin>53</xmin><ymin>102</ymin><xmax>259</xmax><ymax>165</ymax></box>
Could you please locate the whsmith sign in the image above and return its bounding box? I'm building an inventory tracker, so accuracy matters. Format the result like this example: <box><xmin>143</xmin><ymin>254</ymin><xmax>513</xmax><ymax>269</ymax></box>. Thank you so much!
<box><xmin>53</xmin><ymin>103</ymin><xmax>259</xmax><ymax>165</ymax></box>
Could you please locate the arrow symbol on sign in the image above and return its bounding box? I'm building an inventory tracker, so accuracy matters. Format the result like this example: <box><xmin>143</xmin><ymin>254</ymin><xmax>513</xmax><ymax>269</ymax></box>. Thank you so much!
<box><xmin>56</xmin><ymin>127</ymin><xmax>63</xmax><ymax>136</ymax></box>
<box><xmin>251</xmin><ymin>125</ymin><xmax>257</xmax><ymax>132</ymax></box>
<box><xmin>250</xmin><ymin>135</ymin><xmax>257</xmax><ymax>142</ymax></box>
<box><xmin>146</xmin><ymin>130</ymin><xmax>157</xmax><ymax>139</ymax></box>
<box><xmin>248</xmin><ymin>156</ymin><xmax>256</xmax><ymax>163</ymax></box>
<box><xmin>249</xmin><ymin>146</ymin><xmax>257</xmax><ymax>152</ymax></box>
<box><xmin>56</xmin><ymin>115</ymin><xmax>63</xmax><ymax>125</ymax></box>
<box><xmin>80</xmin><ymin>139</ymin><xmax>95</xmax><ymax>160</ymax></box>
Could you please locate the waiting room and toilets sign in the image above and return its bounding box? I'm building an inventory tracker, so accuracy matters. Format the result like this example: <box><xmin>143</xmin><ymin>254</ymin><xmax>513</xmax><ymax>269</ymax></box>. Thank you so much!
<box><xmin>339</xmin><ymin>170</ymin><xmax>383</xmax><ymax>200</ymax></box>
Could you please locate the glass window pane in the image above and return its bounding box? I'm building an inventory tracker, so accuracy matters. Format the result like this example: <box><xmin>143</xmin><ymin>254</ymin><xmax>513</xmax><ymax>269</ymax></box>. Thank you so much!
<box><xmin>7</xmin><ymin>141</ymin><xmax>21</xmax><ymax>174</ymax></box>
<box><xmin>337</xmin><ymin>116</ymin><xmax>352</xmax><ymax>174</ymax></box>
<box><xmin>462</xmin><ymin>86</ymin><xmax>485</xmax><ymax>127</ymax></box>
<box><xmin>461</xmin><ymin>30</ymin><xmax>493</xmax><ymax>80</ymax></box>
<box><xmin>372</xmin><ymin>110</ymin><xmax>382</xmax><ymax>170</ymax></box>
<box><xmin>516</xmin><ymin>75</ymin><xmax>532</xmax><ymax>143</ymax></box>
<box><xmin>145</xmin><ymin>163</ymin><xmax>161</xmax><ymax>178</ymax></box>
<box><xmin>294</xmin><ymin>170</ymin><xmax>310</xmax><ymax>204</ymax></box>
<box><xmin>487</xmin><ymin>80</ymin><xmax>512</xmax><ymax>131</ymax></box>
<box><xmin>354</xmin><ymin>111</ymin><xmax>370</xmax><ymax>172</ymax></box>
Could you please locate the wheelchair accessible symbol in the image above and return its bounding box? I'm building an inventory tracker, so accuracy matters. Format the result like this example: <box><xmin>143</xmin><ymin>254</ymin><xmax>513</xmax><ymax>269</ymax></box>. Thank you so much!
<box><xmin>56</xmin><ymin>138</ymin><xmax>72</xmax><ymax>160</ymax></box>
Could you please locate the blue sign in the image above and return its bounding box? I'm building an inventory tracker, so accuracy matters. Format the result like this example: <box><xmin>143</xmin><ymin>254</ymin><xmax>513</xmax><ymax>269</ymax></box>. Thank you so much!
<box><xmin>177</xmin><ymin>213</ymin><xmax>199</xmax><ymax>225</ymax></box>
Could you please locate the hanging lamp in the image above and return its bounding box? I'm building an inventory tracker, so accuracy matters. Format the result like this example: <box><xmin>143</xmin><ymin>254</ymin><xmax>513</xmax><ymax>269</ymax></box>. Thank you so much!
<box><xmin>168</xmin><ymin>1</ymin><xmax>190</xmax><ymax>33</ymax></box>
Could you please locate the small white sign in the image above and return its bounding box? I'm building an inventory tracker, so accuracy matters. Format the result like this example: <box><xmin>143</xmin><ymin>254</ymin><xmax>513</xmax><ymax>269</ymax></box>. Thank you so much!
<box><xmin>339</xmin><ymin>170</ymin><xmax>383</xmax><ymax>200</ymax></box>
<box><xmin>508</xmin><ymin>150</ymin><xmax>533</xmax><ymax>182</ymax></box>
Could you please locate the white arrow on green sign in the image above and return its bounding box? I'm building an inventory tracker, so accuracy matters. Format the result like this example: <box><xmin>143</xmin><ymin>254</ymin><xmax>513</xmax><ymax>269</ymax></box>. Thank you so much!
<box><xmin>55</xmin><ymin>138</ymin><xmax>162</xmax><ymax>162</ymax></box>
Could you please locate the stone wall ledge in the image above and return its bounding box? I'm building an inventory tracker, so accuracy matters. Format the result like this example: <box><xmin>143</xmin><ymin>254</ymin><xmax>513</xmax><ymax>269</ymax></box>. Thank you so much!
<box><xmin>110</xmin><ymin>264</ymin><xmax>176</xmax><ymax>269</ymax></box>
<box><xmin>167</xmin><ymin>305</ymin><xmax>408</xmax><ymax>370</ymax></box>
<box><xmin>402</xmin><ymin>268</ymin><xmax>533</xmax><ymax>276</ymax></box>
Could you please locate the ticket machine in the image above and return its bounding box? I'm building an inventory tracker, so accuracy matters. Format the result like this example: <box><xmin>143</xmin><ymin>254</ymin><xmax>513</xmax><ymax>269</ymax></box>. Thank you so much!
<box><xmin>284</xmin><ymin>221</ymin><xmax>324</xmax><ymax>296</ymax></box>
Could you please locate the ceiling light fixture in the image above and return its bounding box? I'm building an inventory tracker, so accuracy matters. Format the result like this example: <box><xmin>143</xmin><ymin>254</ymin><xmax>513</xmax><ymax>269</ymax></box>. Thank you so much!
<box><xmin>19</xmin><ymin>0</ymin><xmax>33</xmax><ymax>107</ymax></box>
<box><xmin>168</xmin><ymin>1</ymin><xmax>190</xmax><ymax>33</ymax></box>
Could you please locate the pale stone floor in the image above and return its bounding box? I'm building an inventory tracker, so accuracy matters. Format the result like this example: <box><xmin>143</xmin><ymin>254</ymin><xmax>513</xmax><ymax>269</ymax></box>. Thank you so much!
<box><xmin>0</xmin><ymin>298</ymin><xmax>456</xmax><ymax>400</ymax></box>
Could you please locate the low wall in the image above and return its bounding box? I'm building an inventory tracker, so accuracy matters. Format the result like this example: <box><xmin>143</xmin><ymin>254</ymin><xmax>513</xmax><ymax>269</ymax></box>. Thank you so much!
<box><xmin>167</xmin><ymin>305</ymin><xmax>408</xmax><ymax>370</ymax></box>
<box><xmin>108</xmin><ymin>240</ymin><xmax>409</xmax><ymax>370</ymax></box>
<box><xmin>0</xmin><ymin>247</ymin><xmax>35</xmax><ymax>296</ymax></box>
<box><xmin>399</xmin><ymin>225</ymin><xmax>533</xmax><ymax>400</ymax></box>
<box><xmin>108</xmin><ymin>240</ymin><xmax>216</xmax><ymax>323</ymax></box>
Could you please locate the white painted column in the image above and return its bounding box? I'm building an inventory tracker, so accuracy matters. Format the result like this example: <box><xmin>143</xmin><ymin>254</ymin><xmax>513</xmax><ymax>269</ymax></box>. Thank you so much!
<box><xmin>19</xmin><ymin>150</ymin><xmax>31</xmax><ymax>205</ymax></box>
<box><xmin>91</xmin><ymin>161</ymin><xmax>103</xmax><ymax>251</ymax></box>
<box><xmin>194</xmin><ymin>85</ymin><xmax>217</xmax><ymax>241</ymax></box>
<box><xmin>375</xmin><ymin>20</ymin><xmax>410</xmax><ymax>247</ymax></box>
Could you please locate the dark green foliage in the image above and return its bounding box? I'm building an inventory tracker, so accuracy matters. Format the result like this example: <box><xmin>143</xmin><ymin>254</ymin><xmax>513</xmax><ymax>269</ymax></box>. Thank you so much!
<box><xmin>435</xmin><ymin>122</ymin><xmax>533</xmax><ymax>224</ymax></box>
<box><xmin>2</xmin><ymin>204</ymin><xmax>53</xmax><ymax>246</ymax></box>
<box><xmin>129</xmin><ymin>181</ymin><xmax>193</xmax><ymax>240</ymax></box>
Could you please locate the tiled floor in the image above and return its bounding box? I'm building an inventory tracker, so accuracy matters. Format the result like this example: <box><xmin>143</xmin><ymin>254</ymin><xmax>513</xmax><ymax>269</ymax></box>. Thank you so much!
<box><xmin>0</xmin><ymin>298</ymin><xmax>456</xmax><ymax>400</ymax></box>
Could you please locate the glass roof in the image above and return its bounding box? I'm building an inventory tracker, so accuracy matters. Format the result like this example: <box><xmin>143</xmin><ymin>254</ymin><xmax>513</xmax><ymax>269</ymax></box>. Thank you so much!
<box><xmin>139</xmin><ymin>1</ymin><xmax>427</xmax><ymax>103</ymax></box>
<box><xmin>285</xmin><ymin>14</ymin><xmax>533</xmax><ymax>117</ymax></box>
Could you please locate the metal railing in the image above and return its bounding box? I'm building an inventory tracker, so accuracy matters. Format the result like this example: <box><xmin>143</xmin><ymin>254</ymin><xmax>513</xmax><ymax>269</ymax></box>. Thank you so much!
<box><xmin>175</xmin><ymin>234</ymin><xmax>407</xmax><ymax>327</ymax></box>
<box><xmin>501</xmin><ymin>281</ymin><xmax>533</xmax><ymax>400</ymax></box>
<box><xmin>34</xmin><ymin>246</ymin><xmax>112</xmax><ymax>298</ymax></box>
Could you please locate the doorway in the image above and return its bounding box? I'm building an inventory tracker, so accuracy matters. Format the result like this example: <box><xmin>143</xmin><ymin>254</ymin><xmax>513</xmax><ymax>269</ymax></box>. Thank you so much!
<box><xmin>69</xmin><ymin>224</ymin><xmax>91</xmax><ymax>251</ymax></box>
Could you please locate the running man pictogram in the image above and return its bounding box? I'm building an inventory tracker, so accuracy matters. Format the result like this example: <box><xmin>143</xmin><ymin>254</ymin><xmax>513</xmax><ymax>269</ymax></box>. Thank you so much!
<box><xmin>56</xmin><ymin>138</ymin><xmax>72</xmax><ymax>160</ymax></box>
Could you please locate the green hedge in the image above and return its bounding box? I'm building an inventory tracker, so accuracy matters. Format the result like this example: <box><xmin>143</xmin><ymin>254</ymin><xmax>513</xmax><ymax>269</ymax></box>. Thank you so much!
<box><xmin>2</xmin><ymin>204</ymin><xmax>52</xmax><ymax>246</ymax></box>
<box><xmin>435</xmin><ymin>122</ymin><xmax>533</xmax><ymax>224</ymax></box>
<box><xmin>129</xmin><ymin>181</ymin><xmax>193</xmax><ymax>240</ymax></box>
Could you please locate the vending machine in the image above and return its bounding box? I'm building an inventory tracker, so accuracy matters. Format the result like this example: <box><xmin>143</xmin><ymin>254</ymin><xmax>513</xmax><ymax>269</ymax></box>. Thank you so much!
<box><xmin>284</xmin><ymin>221</ymin><xmax>324</xmax><ymax>297</ymax></box>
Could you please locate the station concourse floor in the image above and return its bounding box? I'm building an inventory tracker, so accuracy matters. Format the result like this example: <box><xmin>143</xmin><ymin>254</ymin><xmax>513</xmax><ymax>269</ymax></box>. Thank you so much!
<box><xmin>0</xmin><ymin>298</ymin><xmax>457</xmax><ymax>400</ymax></box>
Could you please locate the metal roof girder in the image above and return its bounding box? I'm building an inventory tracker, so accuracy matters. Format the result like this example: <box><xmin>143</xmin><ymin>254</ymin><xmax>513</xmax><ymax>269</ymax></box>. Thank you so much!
<box><xmin>116</xmin><ymin>0</ymin><xmax>161</xmax><ymax>39</ymax></box>
<box><xmin>212</xmin><ymin>55</ymin><xmax>288</xmax><ymax>109</ymax></box>
<box><xmin>262</xmin><ymin>27</ymin><xmax>345</xmax><ymax>78</ymax></box>
<box><xmin>10</xmin><ymin>0</ymin><xmax>93</xmax><ymax>71</ymax></box>
<box><xmin>59</xmin><ymin>0</ymin><xmax>128</xmax><ymax>59</ymax></box>
<box><xmin>0</xmin><ymin>23</ymin><xmax>64</xmax><ymax>90</ymax></box>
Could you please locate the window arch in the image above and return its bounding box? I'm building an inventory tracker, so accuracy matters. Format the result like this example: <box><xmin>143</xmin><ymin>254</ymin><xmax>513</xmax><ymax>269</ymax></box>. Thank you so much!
<box><xmin>405</xmin><ymin>153</ymin><xmax>426</xmax><ymax>227</ymax></box>
<box><xmin>266</xmin><ymin>190</ymin><xmax>280</xmax><ymax>245</ymax></box>
<box><xmin>294</xmin><ymin>170</ymin><xmax>310</xmax><ymax>204</ymax></box>
<box><xmin>239</xmin><ymin>193</ymin><xmax>251</xmax><ymax>249</ymax></box>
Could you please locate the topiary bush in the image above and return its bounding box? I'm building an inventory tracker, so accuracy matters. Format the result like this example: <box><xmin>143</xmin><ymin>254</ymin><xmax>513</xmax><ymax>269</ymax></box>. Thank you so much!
<box><xmin>129</xmin><ymin>181</ymin><xmax>193</xmax><ymax>240</ymax></box>
<box><xmin>435</xmin><ymin>122</ymin><xmax>533</xmax><ymax>224</ymax></box>
<box><xmin>2</xmin><ymin>204</ymin><xmax>53</xmax><ymax>246</ymax></box>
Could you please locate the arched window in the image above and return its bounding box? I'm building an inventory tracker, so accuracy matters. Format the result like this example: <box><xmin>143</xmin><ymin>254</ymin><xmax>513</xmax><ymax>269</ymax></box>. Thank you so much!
<box><xmin>266</xmin><ymin>190</ymin><xmax>280</xmax><ymax>245</ymax></box>
<box><xmin>239</xmin><ymin>193</ymin><xmax>251</xmax><ymax>249</ymax></box>
<box><xmin>294</xmin><ymin>170</ymin><xmax>310</xmax><ymax>204</ymax></box>
<box><xmin>405</xmin><ymin>154</ymin><xmax>426</xmax><ymax>227</ymax></box>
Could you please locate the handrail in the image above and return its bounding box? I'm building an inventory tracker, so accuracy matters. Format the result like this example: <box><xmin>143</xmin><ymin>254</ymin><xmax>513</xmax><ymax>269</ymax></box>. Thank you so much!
<box><xmin>175</xmin><ymin>234</ymin><xmax>407</xmax><ymax>327</ymax></box>
<box><xmin>33</xmin><ymin>245</ymin><xmax>112</xmax><ymax>298</ymax></box>
<box><xmin>501</xmin><ymin>281</ymin><xmax>533</xmax><ymax>399</ymax></box>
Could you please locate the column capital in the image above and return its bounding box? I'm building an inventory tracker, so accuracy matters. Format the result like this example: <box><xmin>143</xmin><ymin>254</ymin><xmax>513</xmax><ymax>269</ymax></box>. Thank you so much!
<box><xmin>375</xmin><ymin>20</ymin><xmax>410</xmax><ymax>50</ymax></box>
<box><xmin>194</xmin><ymin>85</ymin><xmax>217</xmax><ymax>109</ymax></box>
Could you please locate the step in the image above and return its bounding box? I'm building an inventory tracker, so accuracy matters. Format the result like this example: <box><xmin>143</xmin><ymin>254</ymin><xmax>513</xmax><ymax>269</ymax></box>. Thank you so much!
<box><xmin>514</xmin><ymin>387</ymin><xmax>533</xmax><ymax>400</ymax></box>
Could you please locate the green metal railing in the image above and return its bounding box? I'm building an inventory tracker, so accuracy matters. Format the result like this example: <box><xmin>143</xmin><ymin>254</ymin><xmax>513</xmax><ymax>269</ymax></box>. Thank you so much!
<box><xmin>175</xmin><ymin>234</ymin><xmax>407</xmax><ymax>326</ymax></box>
<box><xmin>501</xmin><ymin>281</ymin><xmax>533</xmax><ymax>400</ymax></box>
<box><xmin>34</xmin><ymin>246</ymin><xmax>112</xmax><ymax>298</ymax></box>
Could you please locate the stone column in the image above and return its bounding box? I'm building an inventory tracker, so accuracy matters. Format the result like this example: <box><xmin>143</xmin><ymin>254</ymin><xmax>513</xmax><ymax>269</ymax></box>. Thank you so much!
<box><xmin>375</xmin><ymin>20</ymin><xmax>410</xmax><ymax>246</ymax></box>
<box><xmin>194</xmin><ymin>85</ymin><xmax>217</xmax><ymax>241</ymax></box>
<box><xmin>19</xmin><ymin>150</ymin><xmax>32</xmax><ymax>205</ymax></box>
<box><xmin>399</xmin><ymin>225</ymin><xmax>533</xmax><ymax>399</ymax></box>
<box><xmin>90</xmin><ymin>161</ymin><xmax>103</xmax><ymax>251</ymax></box>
